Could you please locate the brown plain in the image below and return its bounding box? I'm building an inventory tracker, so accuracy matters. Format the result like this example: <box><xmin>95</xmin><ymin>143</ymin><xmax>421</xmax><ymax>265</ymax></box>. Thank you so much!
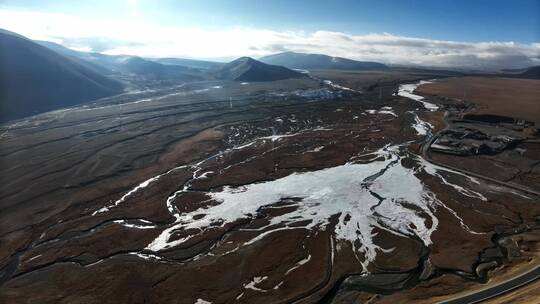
<box><xmin>416</xmin><ymin>77</ymin><xmax>540</xmax><ymax>125</ymax></box>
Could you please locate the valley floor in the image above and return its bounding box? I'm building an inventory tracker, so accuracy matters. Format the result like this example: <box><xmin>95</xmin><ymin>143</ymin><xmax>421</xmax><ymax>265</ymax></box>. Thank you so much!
<box><xmin>0</xmin><ymin>72</ymin><xmax>538</xmax><ymax>303</ymax></box>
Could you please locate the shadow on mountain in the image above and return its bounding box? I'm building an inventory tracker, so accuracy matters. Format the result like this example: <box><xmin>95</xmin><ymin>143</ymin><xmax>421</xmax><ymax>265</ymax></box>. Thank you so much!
<box><xmin>0</xmin><ymin>30</ymin><xmax>124</xmax><ymax>122</ymax></box>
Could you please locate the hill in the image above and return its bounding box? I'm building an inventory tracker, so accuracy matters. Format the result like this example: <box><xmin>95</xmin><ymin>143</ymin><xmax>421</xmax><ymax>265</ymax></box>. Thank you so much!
<box><xmin>214</xmin><ymin>57</ymin><xmax>307</xmax><ymax>82</ymax></box>
<box><xmin>259</xmin><ymin>51</ymin><xmax>388</xmax><ymax>71</ymax></box>
<box><xmin>0</xmin><ymin>30</ymin><xmax>124</xmax><ymax>122</ymax></box>
<box><xmin>153</xmin><ymin>58</ymin><xmax>224</xmax><ymax>70</ymax></box>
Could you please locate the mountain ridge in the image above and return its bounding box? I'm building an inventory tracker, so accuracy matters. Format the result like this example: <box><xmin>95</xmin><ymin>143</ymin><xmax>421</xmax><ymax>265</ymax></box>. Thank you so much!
<box><xmin>259</xmin><ymin>51</ymin><xmax>388</xmax><ymax>71</ymax></box>
<box><xmin>214</xmin><ymin>57</ymin><xmax>307</xmax><ymax>82</ymax></box>
<box><xmin>36</xmin><ymin>40</ymin><xmax>204</xmax><ymax>81</ymax></box>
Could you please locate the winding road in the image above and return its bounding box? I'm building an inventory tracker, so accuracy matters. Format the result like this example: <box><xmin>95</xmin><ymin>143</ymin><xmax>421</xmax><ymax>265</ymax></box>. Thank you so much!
<box><xmin>421</xmin><ymin>126</ymin><xmax>540</xmax><ymax>197</ymax></box>
<box><xmin>407</xmin><ymin>80</ymin><xmax>540</xmax><ymax>303</ymax></box>
<box><xmin>437</xmin><ymin>265</ymin><xmax>540</xmax><ymax>304</ymax></box>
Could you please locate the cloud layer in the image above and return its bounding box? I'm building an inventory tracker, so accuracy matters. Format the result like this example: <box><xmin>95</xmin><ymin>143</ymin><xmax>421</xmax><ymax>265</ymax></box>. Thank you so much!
<box><xmin>1</xmin><ymin>8</ymin><xmax>539</xmax><ymax>69</ymax></box>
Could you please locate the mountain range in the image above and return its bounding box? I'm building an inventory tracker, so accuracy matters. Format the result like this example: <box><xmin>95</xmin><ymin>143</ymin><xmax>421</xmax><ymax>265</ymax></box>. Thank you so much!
<box><xmin>36</xmin><ymin>41</ymin><xmax>204</xmax><ymax>81</ymax></box>
<box><xmin>0</xmin><ymin>30</ymin><xmax>312</xmax><ymax>122</ymax></box>
<box><xmin>3</xmin><ymin>29</ymin><xmax>537</xmax><ymax>123</ymax></box>
<box><xmin>259</xmin><ymin>51</ymin><xmax>389</xmax><ymax>71</ymax></box>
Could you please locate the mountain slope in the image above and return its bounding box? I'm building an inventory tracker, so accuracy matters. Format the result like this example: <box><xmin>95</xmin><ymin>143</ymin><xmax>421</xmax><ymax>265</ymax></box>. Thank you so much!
<box><xmin>215</xmin><ymin>57</ymin><xmax>307</xmax><ymax>82</ymax></box>
<box><xmin>259</xmin><ymin>51</ymin><xmax>388</xmax><ymax>71</ymax></box>
<box><xmin>0</xmin><ymin>30</ymin><xmax>124</xmax><ymax>122</ymax></box>
<box><xmin>37</xmin><ymin>40</ymin><xmax>204</xmax><ymax>81</ymax></box>
<box><xmin>153</xmin><ymin>58</ymin><xmax>225</xmax><ymax>70</ymax></box>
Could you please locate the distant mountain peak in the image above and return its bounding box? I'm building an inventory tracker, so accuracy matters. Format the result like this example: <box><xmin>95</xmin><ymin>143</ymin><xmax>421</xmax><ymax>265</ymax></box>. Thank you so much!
<box><xmin>228</xmin><ymin>56</ymin><xmax>260</xmax><ymax>66</ymax></box>
<box><xmin>235</xmin><ymin>56</ymin><xmax>255</xmax><ymax>61</ymax></box>
<box><xmin>215</xmin><ymin>57</ymin><xmax>306</xmax><ymax>82</ymax></box>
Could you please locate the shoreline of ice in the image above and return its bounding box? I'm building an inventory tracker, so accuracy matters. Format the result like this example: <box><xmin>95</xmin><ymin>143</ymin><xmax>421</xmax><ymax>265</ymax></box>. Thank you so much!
<box><xmin>397</xmin><ymin>80</ymin><xmax>439</xmax><ymax>111</ymax></box>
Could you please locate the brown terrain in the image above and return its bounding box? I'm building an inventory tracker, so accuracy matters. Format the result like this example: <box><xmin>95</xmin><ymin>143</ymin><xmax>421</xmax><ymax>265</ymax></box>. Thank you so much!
<box><xmin>416</xmin><ymin>77</ymin><xmax>540</xmax><ymax>125</ymax></box>
<box><xmin>347</xmin><ymin>230</ymin><xmax>540</xmax><ymax>303</ymax></box>
<box><xmin>416</xmin><ymin>77</ymin><xmax>540</xmax><ymax>194</ymax></box>
<box><xmin>0</xmin><ymin>72</ymin><xmax>539</xmax><ymax>303</ymax></box>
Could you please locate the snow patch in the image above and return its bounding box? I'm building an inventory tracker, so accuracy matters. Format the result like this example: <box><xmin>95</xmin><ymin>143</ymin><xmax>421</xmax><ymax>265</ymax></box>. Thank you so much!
<box><xmin>408</xmin><ymin>111</ymin><xmax>433</xmax><ymax>136</ymax></box>
<box><xmin>397</xmin><ymin>81</ymin><xmax>439</xmax><ymax>111</ymax></box>
<box><xmin>365</xmin><ymin>107</ymin><xmax>398</xmax><ymax>117</ymax></box>
<box><xmin>146</xmin><ymin>145</ymin><xmax>446</xmax><ymax>271</ymax></box>
<box><xmin>285</xmin><ymin>254</ymin><xmax>312</xmax><ymax>275</ymax></box>
<box><xmin>323</xmin><ymin>80</ymin><xmax>360</xmax><ymax>92</ymax></box>
<box><xmin>244</xmin><ymin>276</ymin><xmax>268</xmax><ymax>292</ymax></box>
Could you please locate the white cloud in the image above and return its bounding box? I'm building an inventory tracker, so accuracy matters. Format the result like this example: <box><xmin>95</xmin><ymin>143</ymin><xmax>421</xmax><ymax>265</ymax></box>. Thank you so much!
<box><xmin>1</xmin><ymin>8</ymin><xmax>538</xmax><ymax>69</ymax></box>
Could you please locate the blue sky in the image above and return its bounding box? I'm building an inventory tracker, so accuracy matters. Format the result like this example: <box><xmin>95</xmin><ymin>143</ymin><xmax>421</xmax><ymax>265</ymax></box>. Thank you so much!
<box><xmin>0</xmin><ymin>0</ymin><xmax>539</xmax><ymax>68</ymax></box>
<box><xmin>2</xmin><ymin>0</ymin><xmax>538</xmax><ymax>42</ymax></box>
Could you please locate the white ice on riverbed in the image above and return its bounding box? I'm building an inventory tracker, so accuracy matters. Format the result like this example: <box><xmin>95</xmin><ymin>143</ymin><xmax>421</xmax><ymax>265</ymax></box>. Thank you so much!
<box><xmin>130</xmin><ymin>252</ymin><xmax>165</xmax><ymax>261</ymax></box>
<box><xmin>146</xmin><ymin>145</ymin><xmax>450</xmax><ymax>270</ymax></box>
<box><xmin>28</xmin><ymin>254</ymin><xmax>42</xmax><ymax>262</ymax></box>
<box><xmin>92</xmin><ymin>127</ymin><xmax>334</xmax><ymax>217</ymax></box>
<box><xmin>365</xmin><ymin>106</ymin><xmax>398</xmax><ymax>117</ymax></box>
<box><xmin>306</xmin><ymin>146</ymin><xmax>324</xmax><ymax>153</ymax></box>
<box><xmin>92</xmin><ymin>165</ymin><xmax>188</xmax><ymax>215</ymax></box>
<box><xmin>285</xmin><ymin>254</ymin><xmax>312</xmax><ymax>275</ymax></box>
<box><xmin>397</xmin><ymin>81</ymin><xmax>439</xmax><ymax>111</ymax></box>
<box><xmin>408</xmin><ymin>111</ymin><xmax>433</xmax><ymax>136</ymax></box>
<box><xmin>92</xmin><ymin>175</ymin><xmax>163</xmax><ymax>215</ymax></box>
<box><xmin>244</xmin><ymin>276</ymin><xmax>268</xmax><ymax>292</ymax></box>
<box><xmin>98</xmin><ymin>78</ymin><xmax>492</xmax><ymax>270</ymax></box>
<box><xmin>114</xmin><ymin>219</ymin><xmax>158</xmax><ymax>229</ymax></box>
<box><xmin>323</xmin><ymin>80</ymin><xmax>361</xmax><ymax>93</ymax></box>
<box><xmin>421</xmin><ymin>159</ymin><xmax>487</xmax><ymax>201</ymax></box>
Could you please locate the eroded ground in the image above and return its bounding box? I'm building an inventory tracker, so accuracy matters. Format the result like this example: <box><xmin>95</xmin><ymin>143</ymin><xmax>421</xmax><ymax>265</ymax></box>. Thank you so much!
<box><xmin>0</xmin><ymin>73</ymin><xmax>539</xmax><ymax>303</ymax></box>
